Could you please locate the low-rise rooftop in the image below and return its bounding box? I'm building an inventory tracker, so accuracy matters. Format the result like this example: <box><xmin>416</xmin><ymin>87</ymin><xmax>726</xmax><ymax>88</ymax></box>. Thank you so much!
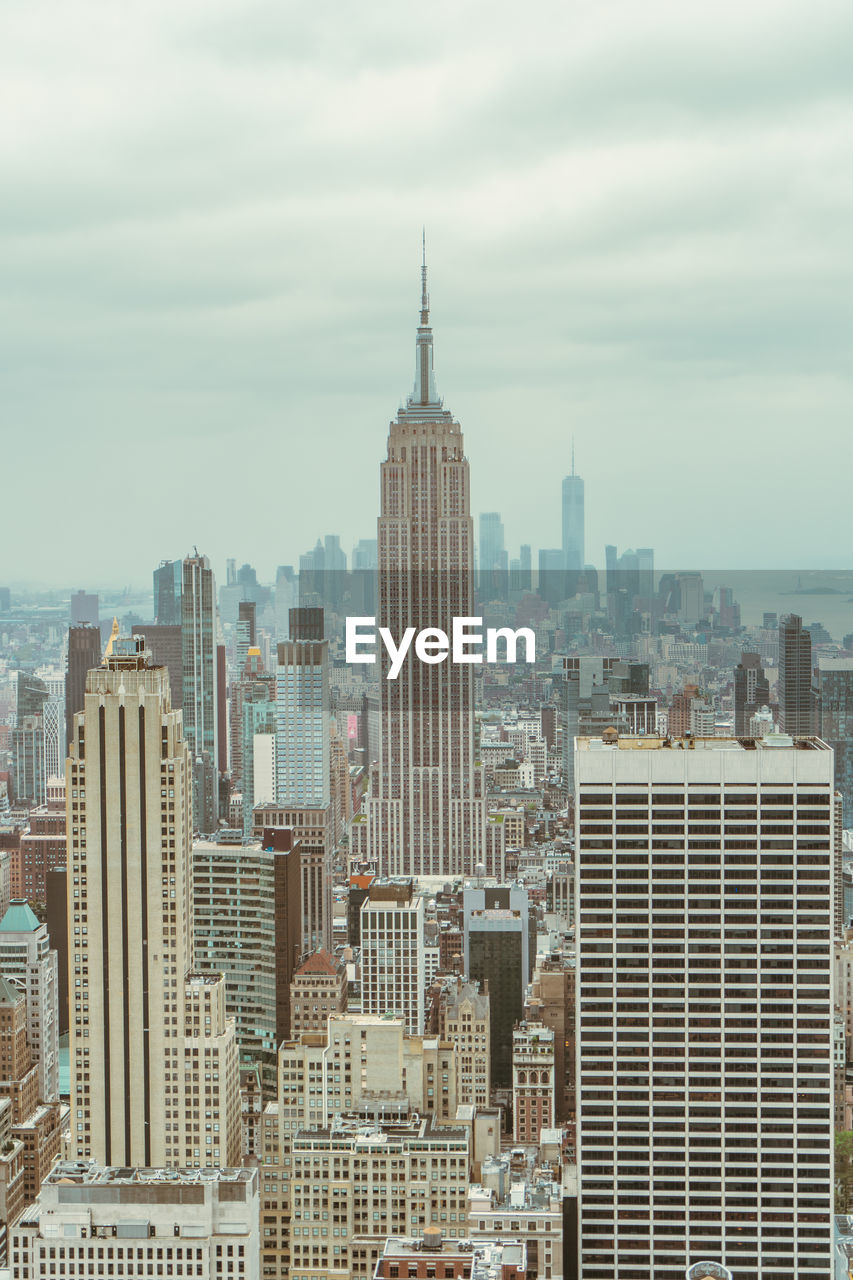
<box><xmin>578</xmin><ymin>732</ymin><xmax>830</xmax><ymax>752</ymax></box>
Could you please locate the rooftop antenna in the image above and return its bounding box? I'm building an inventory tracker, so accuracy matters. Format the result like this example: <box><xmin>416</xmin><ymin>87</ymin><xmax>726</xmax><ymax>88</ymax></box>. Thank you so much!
<box><xmin>571</xmin><ymin>437</ymin><xmax>575</xmax><ymax>477</ymax></box>
<box><xmin>420</xmin><ymin>226</ymin><xmax>429</xmax><ymax>324</ymax></box>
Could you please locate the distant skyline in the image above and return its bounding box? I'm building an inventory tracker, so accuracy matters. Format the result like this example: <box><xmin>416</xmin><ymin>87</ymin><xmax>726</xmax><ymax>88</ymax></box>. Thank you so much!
<box><xmin>3</xmin><ymin>0</ymin><xmax>852</xmax><ymax>583</ymax></box>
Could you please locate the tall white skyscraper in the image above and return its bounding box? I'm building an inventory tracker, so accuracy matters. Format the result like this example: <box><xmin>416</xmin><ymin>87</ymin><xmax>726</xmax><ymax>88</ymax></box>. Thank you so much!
<box><xmin>36</xmin><ymin>667</ymin><xmax>65</xmax><ymax>788</ymax></box>
<box><xmin>275</xmin><ymin>611</ymin><xmax>330</xmax><ymax>809</ymax></box>
<box><xmin>361</xmin><ymin>252</ymin><xmax>487</xmax><ymax>878</ymax></box>
<box><xmin>574</xmin><ymin>732</ymin><xmax>834</xmax><ymax>1278</ymax></box>
<box><xmin>67</xmin><ymin>636</ymin><xmax>240</xmax><ymax>1168</ymax></box>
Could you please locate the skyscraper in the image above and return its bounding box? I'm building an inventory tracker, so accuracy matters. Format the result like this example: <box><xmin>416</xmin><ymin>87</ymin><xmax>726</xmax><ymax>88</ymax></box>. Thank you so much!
<box><xmin>269</xmin><ymin>607</ymin><xmax>333</xmax><ymax>951</ymax></box>
<box><xmin>181</xmin><ymin>552</ymin><xmax>218</xmax><ymax>764</ymax></box>
<box><xmin>235</xmin><ymin>599</ymin><xmax>257</xmax><ymax>675</ymax></box>
<box><xmin>131</xmin><ymin>622</ymin><xmax>183</xmax><ymax>709</ymax></box>
<box><xmin>813</xmin><ymin>656</ymin><xmax>853</xmax><ymax>826</ymax></box>
<box><xmin>65</xmin><ymin>624</ymin><xmax>102</xmax><ymax>760</ymax></box>
<box><xmin>561</xmin><ymin>451</ymin><xmax>584</xmax><ymax>572</ymax></box>
<box><xmin>193</xmin><ymin>827</ymin><xmax>303</xmax><ymax>1095</ymax></box>
<box><xmin>240</xmin><ymin>658</ymin><xmax>276</xmax><ymax>838</ymax></box>
<box><xmin>362</xmin><ymin>253</ymin><xmax>486</xmax><ymax>878</ymax></box>
<box><xmin>181</xmin><ymin>552</ymin><xmax>219</xmax><ymax>831</ymax></box>
<box><xmin>779</xmin><ymin>614</ymin><xmax>813</xmax><ymax>735</ymax></box>
<box><xmin>0</xmin><ymin>977</ymin><xmax>39</xmax><ymax>1257</ymax></box>
<box><xmin>360</xmin><ymin>880</ymin><xmax>425</xmax><ymax>1035</ymax></box>
<box><xmin>478</xmin><ymin>511</ymin><xmax>508</xmax><ymax>599</ymax></box>
<box><xmin>0</xmin><ymin>901</ymin><xmax>59</xmax><ymax>1104</ymax></box>
<box><xmin>11</xmin><ymin>718</ymin><xmax>45</xmax><ymax>807</ymax></box>
<box><xmin>575</xmin><ymin>732</ymin><xmax>834</xmax><ymax>1277</ymax></box>
<box><xmin>66</xmin><ymin>636</ymin><xmax>240</xmax><ymax>1167</ymax></box>
<box><xmin>462</xmin><ymin>882</ymin><xmax>535</xmax><ymax>1089</ymax></box>
<box><xmin>70</xmin><ymin>590</ymin><xmax>99</xmax><ymax>627</ymax></box>
<box><xmin>275</xmin><ymin>609</ymin><xmax>330</xmax><ymax>808</ymax></box>
<box><xmin>153</xmin><ymin>559</ymin><xmax>182</xmax><ymax>625</ymax></box>
<box><xmin>41</xmin><ymin>684</ymin><xmax>65</xmax><ymax>789</ymax></box>
<box><xmin>733</xmin><ymin>651</ymin><xmax>771</xmax><ymax>737</ymax></box>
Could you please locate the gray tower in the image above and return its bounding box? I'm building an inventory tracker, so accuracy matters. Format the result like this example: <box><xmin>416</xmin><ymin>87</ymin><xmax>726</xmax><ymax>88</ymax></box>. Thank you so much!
<box><xmin>561</xmin><ymin>448</ymin><xmax>584</xmax><ymax>572</ymax></box>
<box><xmin>778</xmin><ymin>614</ymin><xmax>813</xmax><ymax>735</ymax></box>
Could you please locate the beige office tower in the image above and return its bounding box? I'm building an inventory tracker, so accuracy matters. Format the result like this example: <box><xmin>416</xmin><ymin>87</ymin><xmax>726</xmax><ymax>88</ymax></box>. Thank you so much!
<box><xmin>575</xmin><ymin>732</ymin><xmax>834</xmax><ymax>1279</ymax></box>
<box><xmin>360</xmin><ymin>254</ymin><xmax>487</xmax><ymax>878</ymax></box>
<box><xmin>66</xmin><ymin>637</ymin><xmax>240</xmax><ymax>1167</ymax></box>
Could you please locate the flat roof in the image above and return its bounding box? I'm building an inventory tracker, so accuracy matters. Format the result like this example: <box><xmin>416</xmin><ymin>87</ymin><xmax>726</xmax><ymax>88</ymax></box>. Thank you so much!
<box><xmin>577</xmin><ymin>734</ymin><xmax>830</xmax><ymax>752</ymax></box>
<box><xmin>44</xmin><ymin>1162</ymin><xmax>253</xmax><ymax>1185</ymax></box>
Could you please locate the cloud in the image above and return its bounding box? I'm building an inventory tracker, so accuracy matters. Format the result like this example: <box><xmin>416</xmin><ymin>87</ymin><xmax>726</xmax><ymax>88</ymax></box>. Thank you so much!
<box><xmin>1</xmin><ymin>0</ymin><xmax>852</xmax><ymax>587</ymax></box>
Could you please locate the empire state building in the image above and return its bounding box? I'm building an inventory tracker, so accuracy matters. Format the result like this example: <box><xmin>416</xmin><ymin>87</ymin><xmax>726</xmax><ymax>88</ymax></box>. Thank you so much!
<box><xmin>361</xmin><ymin>255</ymin><xmax>488</xmax><ymax>878</ymax></box>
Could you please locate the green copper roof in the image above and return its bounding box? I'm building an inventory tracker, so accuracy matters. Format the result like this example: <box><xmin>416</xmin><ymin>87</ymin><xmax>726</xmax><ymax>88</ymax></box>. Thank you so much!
<box><xmin>0</xmin><ymin>901</ymin><xmax>41</xmax><ymax>933</ymax></box>
<box><xmin>0</xmin><ymin>975</ymin><xmax>23</xmax><ymax>1006</ymax></box>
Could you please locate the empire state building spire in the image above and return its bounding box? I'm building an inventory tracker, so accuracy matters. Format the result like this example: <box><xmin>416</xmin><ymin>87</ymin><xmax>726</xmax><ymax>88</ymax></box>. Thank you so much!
<box><xmin>353</xmin><ymin>248</ymin><xmax>488</xmax><ymax>882</ymax></box>
<box><xmin>411</xmin><ymin>231</ymin><xmax>439</xmax><ymax>407</ymax></box>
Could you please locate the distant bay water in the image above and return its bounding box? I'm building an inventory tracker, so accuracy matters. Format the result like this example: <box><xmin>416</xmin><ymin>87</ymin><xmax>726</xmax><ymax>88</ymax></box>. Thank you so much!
<box><xmin>696</xmin><ymin>570</ymin><xmax>853</xmax><ymax>637</ymax></box>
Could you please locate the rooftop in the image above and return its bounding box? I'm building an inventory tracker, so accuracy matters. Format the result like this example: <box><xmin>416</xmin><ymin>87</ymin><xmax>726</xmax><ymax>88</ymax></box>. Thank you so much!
<box><xmin>294</xmin><ymin>949</ymin><xmax>341</xmax><ymax>977</ymax></box>
<box><xmin>578</xmin><ymin>733</ymin><xmax>830</xmax><ymax>752</ymax></box>
<box><xmin>0</xmin><ymin>975</ymin><xmax>23</xmax><ymax>1007</ymax></box>
<box><xmin>0</xmin><ymin>900</ymin><xmax>41</xmax><ymax>934</ymax></box>
<box><xmin>44</xmin><ymin>1161</ymin><xmax>253</xmax><ymax>1186</ymax></box>
<box><xmin>295</xmin><ymin>1113</ymin><xmax>470</xmax><ymax>1145</ymax></box>
<box><xmin>379</xmin><ymin>1237</ymin><xmax>526</xmax><ymax>1270</ymax></box>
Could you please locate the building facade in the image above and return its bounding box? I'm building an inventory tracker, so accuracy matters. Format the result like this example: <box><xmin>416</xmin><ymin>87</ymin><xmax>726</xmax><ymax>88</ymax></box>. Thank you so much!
<box><xmin>360</xmin><ymin>880</ymin><xmax>425</xmax><ymax>1035</ymax></box>
<box><xmin>181</xmin><ymin>553</ymin><xmax>218</xmax><ymax>830</ymax></box>
<box><xmin>66</xmin><ymin>636</ymin><xmax>240</xmax><ymax>1168</ymax></box>
<box><xmin>511</xmin><ymin>1022</ymin><xmax>555</xmax><ymax>1144</ymax></box>
<box><xmin>733</xmin><ymin>652</ymin><xmax>771</xmax><ymax>738</ymax></box>
<box><xmin>778</xmin><ymin>614</ymin><xmax>813</xmax><ymax>735</ymax></box>
<box><xmin>433</xmin><ymin>976</ymin><xmax>491</xmax><ymax>1109</ymax></box>
<box><xmin>289</xmin><ymin>950</ymin><xmax>347</xmax><ymax>1036</ymax></box>
<box><xmin>10</xmin><ymin>1163</ymin><xmax>259</xmax><ymax>1280</ymax></box>
<box><xmin>362</xmin><ymin>258</ymin><xmax>487</xmax><ymax>879</ymax></box>
<box><xmin>463</xmin><ymin>884</ymin><xmax>535</xmax><ymax>1090</ymax></box>
<box><xmin>561</xmin><ymin>469</ymin><xmax>584</xmax><ymax>573</ymax></box>
<box><xmin>814</xmin><ymin>656</ymin><xmax>853</xmax><ymax>827</ymax></box>
<box><xmin>0</xmin><ymin>899</ymin><xmax>59</xmax><ymax>1103</ymax></box>
<box><xmin>575</xmin><ymin>732</ymin><xmax>834</xmax><ymax>1278</ymax></box>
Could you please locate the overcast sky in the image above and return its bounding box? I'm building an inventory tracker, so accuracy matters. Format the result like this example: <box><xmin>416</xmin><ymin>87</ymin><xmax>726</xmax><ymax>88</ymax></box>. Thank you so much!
<box><xmin>3</xmin><ymin>0</ymin><xmax>852</xmax><ymax>590</ymax></box>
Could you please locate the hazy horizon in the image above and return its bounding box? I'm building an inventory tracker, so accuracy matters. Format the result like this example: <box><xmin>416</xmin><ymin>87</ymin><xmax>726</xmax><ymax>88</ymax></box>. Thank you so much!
<box><xmin>3</xmin><ymin>0</ymin><xmax>852</xmax><ymax>583</ymax></box>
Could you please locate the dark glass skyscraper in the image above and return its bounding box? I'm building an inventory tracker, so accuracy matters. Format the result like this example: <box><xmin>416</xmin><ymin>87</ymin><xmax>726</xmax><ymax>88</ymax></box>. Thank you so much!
<box><xmin>65</xmin><ymin>625</ymin><xmax>103</xmax><ymax>757</ymax></box>
<box><xmin>153</xmin><ymin>559</ymin><xmax>182</xmax><ymax>625</ymax></box>
<box><xmin>778</xmin><ymin>614</ymin><xmax>813</xmax><ymax>734</ymax></box>
<box><xmin>733</xmin><ymin>651</ymin><xmax>771</xmax><ymax>736</ymax></box>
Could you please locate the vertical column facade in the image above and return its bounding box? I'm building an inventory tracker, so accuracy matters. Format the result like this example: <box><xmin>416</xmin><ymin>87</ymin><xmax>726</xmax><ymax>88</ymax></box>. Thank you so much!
<box><xmin>575</xmin><ymin>735</ymin><xmax>834</xmax><ymax>1279</ymax></box>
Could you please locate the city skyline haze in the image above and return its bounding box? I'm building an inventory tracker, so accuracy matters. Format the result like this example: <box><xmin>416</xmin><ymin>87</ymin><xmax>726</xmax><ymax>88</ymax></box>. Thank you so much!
<box><xmin>2</xmin><ymin>0</ymin><xmax>852</xmax><ymax>583</ymax></box>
